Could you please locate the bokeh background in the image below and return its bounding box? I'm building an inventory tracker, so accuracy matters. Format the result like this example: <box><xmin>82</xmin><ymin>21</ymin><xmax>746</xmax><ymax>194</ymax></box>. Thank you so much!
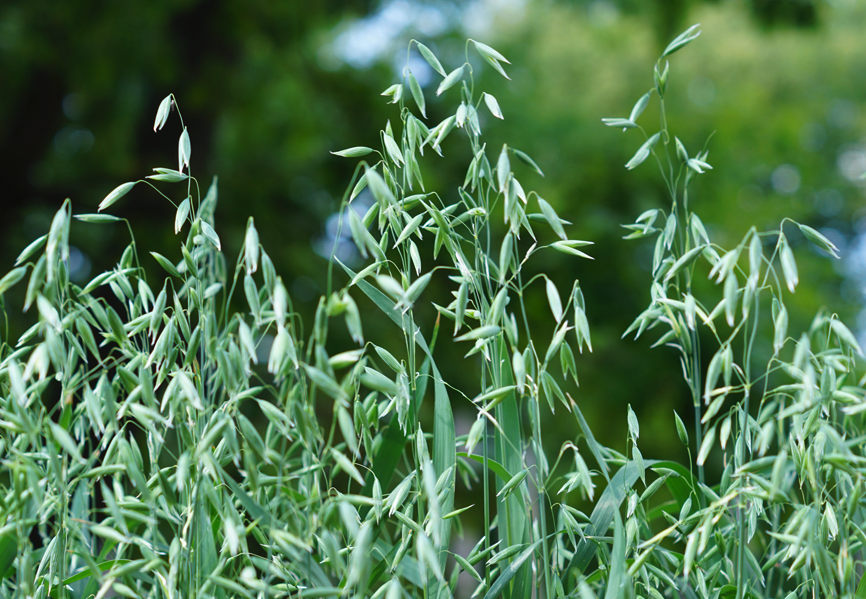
<box><xmin>2</xmin><ymin>0</ymin><xmax>866</xmax><ymax>557</ymax></box>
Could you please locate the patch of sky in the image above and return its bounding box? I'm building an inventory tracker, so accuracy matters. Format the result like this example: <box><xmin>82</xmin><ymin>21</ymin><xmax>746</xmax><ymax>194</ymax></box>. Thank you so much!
<box><xmin>843</xmin><ymin>226</ymin><xmax>866</xmax><ymax>347</ymax></box>
<box><xmin>322</xmin><ymin>0</ymin><xmax>525</xmax><ymax>75</ymax></box>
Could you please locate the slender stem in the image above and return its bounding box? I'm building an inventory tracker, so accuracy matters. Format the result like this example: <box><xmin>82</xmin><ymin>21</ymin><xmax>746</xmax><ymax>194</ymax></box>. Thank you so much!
<box><xmin>687</xmin><ymin>281</ymin><xmax>705</xmax><ymax>493</ymax></box>
<box><xmin>735</xmin><ymin>402</ymin><xmax>747</xmax><ymax>599</ymax></box>
<box><xmin>765</xmin><ymin>506</ymin><xmax>780</xmax><ymax>594</ymax></box>
<box><xmin>533</xmin><ymin>394</ymin><xmax>552</xmax><ymax>599</ymax></box>
<box><xmin>693</xmin><ymin>405</ymin><xmax>704</xmax><ymax>486</ymax></box>
<box><xmin>736</xmin><ymin>284</ymin><xmax>759</xmax><ymax>599</ymax></box>
<box><xmin>482</xmin><ymin>409</ymin><xmax>491</xmax><ymax>590</ymax></box>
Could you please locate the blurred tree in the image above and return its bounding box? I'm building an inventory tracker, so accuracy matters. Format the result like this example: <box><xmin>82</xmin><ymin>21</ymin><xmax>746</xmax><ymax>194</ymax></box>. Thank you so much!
<box><xmin>751</xmin><ymin>0</ymin><xmax>818</xmax><ymax>27</ymax></box>
<box><xmin>566</xmin><ymin>0</ymin><xmax>820</xmax><ymax>47</ymax></box>
<box><xmin>0</xmin><ymin>0</ymin><xmax>380</xmax><ymax>313</ymax></box>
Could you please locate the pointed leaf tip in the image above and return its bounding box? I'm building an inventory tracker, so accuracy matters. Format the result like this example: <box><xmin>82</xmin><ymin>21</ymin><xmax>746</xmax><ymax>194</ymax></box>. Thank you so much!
<box><xmin>472</xmin><ymin>40</ymin><xmax>510</xmax><ymax>64</ymax></box>
<box><xmin>201</xmin><ymin>221</ymin><xmax>222</xmax><ymax>251</ymax></box>
<box><xmin>99</xmin><ymin>181</ymin><xmax>137</xmax><ymax>212</ymax></box>
<box><xmin>178</xmin><ymin>127</ymin><xmax>191</xmax><ymax>172</ymax></box>
<box><xmin>416</xmin><ymin>42</ymin><xmax>446</xmax><ymax>77</ymax></box>
<box><xmin>798</xmin><ymin>224</ymin><xmax>840</xmax><ymax>258</ymax></box>
<box><xmin>483</xmin><ymin>93</ymin><xmax>504</xmax><ymax>119</ymax></box>
<box><xmin>437</xmin><ymin>65</ymin><xmax>465</xmax><ymax>96</ymax></box>
<box><xmin>512</xmin><ymin>148</ymin><xmax>544</xmax><ymax>177</ymax></box>
<box><xmin>662</xmin><ymin>24</ymin><xmax>702</xmax><ymax>58</ymax></box>
<box><xmin>153</xmin><ymin>95</ymin><xmax>172</xmax><ymax>132</ymax></box>
<box><xmin>407</xmin><ymin>69</ymin><xmax>426</xmax><ymax>118</ymax></box>
<box><xmin>331</xmin><ymin>146</ymin><xmax>374</xmax><ymax>158</ymax></box>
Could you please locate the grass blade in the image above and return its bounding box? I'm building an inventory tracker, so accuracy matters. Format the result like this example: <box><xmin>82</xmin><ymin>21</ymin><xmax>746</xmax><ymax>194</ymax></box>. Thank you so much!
<box><xmin>482</xmin><ymin>540</ymin><xmax>542</xmax><ymax>599</ymax></box>
<box><xmin>494</xmin><ymin>341</ymin><xmax>530</xmax><ymax>599</ymax></box>
<box><xmin>572</xmin><ymin>402</ymin><xmax>610</xmax><ymax>482</ymax></box>
<box><xmin>563</xmin><ymin>460</ymin><xmax>642</xmax><ymax>587</ymax></box>
<box><xmin>604</xmin><ymin>511</ymin><xmax>626</xmax><ymax>599</ymax></box>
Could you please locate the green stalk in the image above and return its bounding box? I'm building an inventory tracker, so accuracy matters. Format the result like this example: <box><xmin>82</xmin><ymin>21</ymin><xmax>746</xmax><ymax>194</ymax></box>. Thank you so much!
<box><xmin>532</xmin><ymin>394</ymin><xmax>552</xmax><ymax>599</ymax></box>
<box><xmin>482</xmin><ymin>406</ymin><xmax>491</xmax><ymax>590</ymax></box>
<box><xmin>663</xmin><ymin>113</ymin><xmax>707</xmax><ymax>495</ymax></box>
<box><xmin>693</xmin><ymin>404</ymin><xmax>704</xmax><ymax>486</ymax></box>
<box><xmin>681</xmin><ymin>198</ymin><xmax>706</xmax><ymax>494</ymax></box>
<box><xmin>736</xmin><ymin>289</ymin><xmax>759</xmax><ymax>599</ymax></box>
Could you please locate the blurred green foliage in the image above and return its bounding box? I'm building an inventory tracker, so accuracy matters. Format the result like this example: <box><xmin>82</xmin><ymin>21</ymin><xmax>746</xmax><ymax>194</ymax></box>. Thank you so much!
<box><xmin>2</xmin><ymin>0</ymin><xmax>864</xmax><ymax>474</ymax></box>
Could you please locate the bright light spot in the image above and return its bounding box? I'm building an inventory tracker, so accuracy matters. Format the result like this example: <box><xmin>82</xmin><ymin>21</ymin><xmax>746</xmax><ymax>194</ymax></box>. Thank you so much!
<box><xmin>837</xmin><ymin>145</ymin><xmax>866</xmax><ymax>183</ymax></box>
<box><xmin>771</xmin><ymin>164</ymin><xmax>801</xmax><ymax>195</ymax></box>
<box><xmin>687</xmin><ymin>77</ymin><xmax>716</xmax><ymax>107</ymax></box>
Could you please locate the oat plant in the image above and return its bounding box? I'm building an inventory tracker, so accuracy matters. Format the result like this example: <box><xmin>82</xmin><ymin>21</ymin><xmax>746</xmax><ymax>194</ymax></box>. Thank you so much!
<box><xmin>1</xmin><ymin>22</ymin><xmax>865</xmax><ymax>599</ymax></box>
<box><xmin>604</xmin><ymin>24</ymin><xmax>866</xmax><ymax>599</ymax></box>
<box><xmin>0</xmin><ymin>36</ymin><xmax>597</xmax><ymax>599</ymax></box>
